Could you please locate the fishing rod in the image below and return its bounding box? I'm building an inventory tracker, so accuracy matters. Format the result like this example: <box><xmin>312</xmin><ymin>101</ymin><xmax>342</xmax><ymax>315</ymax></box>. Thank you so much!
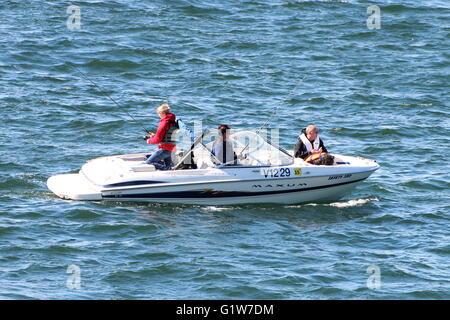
<box><xmin>258</xmin><ymin>75</ymin><xmax>307</xmax><ymax>133</ymax></box>
<box><xmin>68</xmin><ymin>64</ymin><xmax>150</xmax><ymax>134</ymax></box>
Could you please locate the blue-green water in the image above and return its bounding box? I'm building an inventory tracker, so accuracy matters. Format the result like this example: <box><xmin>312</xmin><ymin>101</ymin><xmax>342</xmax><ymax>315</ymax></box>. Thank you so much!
<box><xmin>1</xmin><ymin>0</ymin><xmax>449</xmax><ymax>299</ymax></box>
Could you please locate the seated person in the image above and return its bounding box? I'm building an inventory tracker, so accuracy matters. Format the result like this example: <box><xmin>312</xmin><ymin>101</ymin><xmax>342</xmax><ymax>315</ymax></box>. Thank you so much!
<box><xmin>211</xmin><ymin>124</ymin><xmax>237</xmax><ymax>165</ymax></box>
<box><xmin>294</xmin><ymin>125</ymin><xmax>328</xmax><ymax>160</ymax></box>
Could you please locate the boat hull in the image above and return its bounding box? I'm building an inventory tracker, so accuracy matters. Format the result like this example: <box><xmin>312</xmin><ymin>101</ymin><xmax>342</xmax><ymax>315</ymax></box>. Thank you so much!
<box><xmin>101</xmin><ymin>179</ymin><xmax>368</xmax><ymax>205</ymax></box>
<box><xmin>47</xmin><ymin>152</ymin><xmax>379</xmax><ymax>205</ymax></box>
<box><xmin>47</xmin><ymin>170</ymin><xmax>375</xmax><ymax>205</ymax></box>
<box><xmin>47</xmin><ymin>173</ymin><xmax>102</xmax><ymax>201</ymax></box>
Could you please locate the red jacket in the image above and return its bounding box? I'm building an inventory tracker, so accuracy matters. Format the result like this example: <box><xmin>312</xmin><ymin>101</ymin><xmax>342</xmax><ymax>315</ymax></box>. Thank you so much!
<box><xmin>147</xmin><ymin>113</ymin><xmax>177</xmax><ymax>152</ymax></box>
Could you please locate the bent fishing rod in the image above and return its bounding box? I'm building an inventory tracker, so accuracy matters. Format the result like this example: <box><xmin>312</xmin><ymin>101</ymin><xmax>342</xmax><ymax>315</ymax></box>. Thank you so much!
<box><xmin>259</xmin><ymin>75</ymin><xmax>307</xmax><ymax>133</ymax></box>
<box><xmin>68</xmin><ymin>64</ymin><xmax>150</xmax><ymax>134</ymax></box>
<box><xmin>239</xmin><ymin>75</ymin><xmax>307</xmax><ymax>156</ymax></box>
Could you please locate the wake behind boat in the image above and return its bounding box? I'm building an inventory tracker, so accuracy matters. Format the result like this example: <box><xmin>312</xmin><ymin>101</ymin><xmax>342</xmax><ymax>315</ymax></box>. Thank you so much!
<box><xmin>47</xmin><ymin>130</ymin><xmax>379</xmax><ymax>205</ymax></box>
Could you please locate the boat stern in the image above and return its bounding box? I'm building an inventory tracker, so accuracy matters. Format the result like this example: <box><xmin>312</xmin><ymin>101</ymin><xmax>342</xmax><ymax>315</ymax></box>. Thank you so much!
<box><xmin>47</xmin><ymin>173</ymin><xmax>102</xmax><ymax>200</ymax></box>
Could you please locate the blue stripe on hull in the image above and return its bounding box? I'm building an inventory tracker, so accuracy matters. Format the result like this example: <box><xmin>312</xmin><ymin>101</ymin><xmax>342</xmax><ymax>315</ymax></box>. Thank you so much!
<box><xmin>102</xmin><ymin>180</ymin><xmax>164</xmax><ymax>188</ymax></box>
<box><xmin>102</xmin><ymin>177</ymin><xmax>367</xmax><ymax>199</ymax></box>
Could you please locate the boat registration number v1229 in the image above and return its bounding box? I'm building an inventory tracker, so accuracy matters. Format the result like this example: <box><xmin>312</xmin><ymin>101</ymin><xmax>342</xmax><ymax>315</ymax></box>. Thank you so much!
<box><xmin>260</xmin><ymin>168</ymin><xmax>292</xmax><ymax>178</ymax></box>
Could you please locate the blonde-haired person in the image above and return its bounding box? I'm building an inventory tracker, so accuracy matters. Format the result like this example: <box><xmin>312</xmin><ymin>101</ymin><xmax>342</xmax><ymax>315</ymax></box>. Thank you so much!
<box><xmin>143</xmin><ymin>104</ymin><xmax>178</xmax><ymax>170</ymax></box>
<box><xmin>294</xmin><ymin>125</ymin><xmax>328</xmax><ymax>159</ymax></box>
<box><xmin>156</xmin><ymin>103</ymin><xmax>170</xmax><ymax>114</ymax></box>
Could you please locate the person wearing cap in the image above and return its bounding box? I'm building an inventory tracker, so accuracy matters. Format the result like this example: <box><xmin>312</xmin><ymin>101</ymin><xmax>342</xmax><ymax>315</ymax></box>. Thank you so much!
<box><xmin>211</xmin><ymin>124</ymin><xmax>237</xmax><ymax>165</ymax></box>
<box><xmin>294</xmin><ymin>125</ymin><xmax>328</xmax><ymax>159</ymax></box>
<box><xmin>144</xmin><ymin>104</ymin><xmax>178</xmax><ymax>170</ymax></box>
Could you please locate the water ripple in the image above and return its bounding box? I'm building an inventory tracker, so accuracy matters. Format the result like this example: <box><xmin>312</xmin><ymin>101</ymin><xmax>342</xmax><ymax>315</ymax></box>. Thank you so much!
<box><xmin>0</xmin><ymin>0</ymin><xmax>448</xmax><ymax>299</ymax></box>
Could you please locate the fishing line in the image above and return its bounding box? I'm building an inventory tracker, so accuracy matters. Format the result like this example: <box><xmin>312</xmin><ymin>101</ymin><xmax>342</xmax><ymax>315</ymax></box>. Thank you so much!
<box><xmin>258</xmin><ymin>75</ymin><xmax>307</xmax><ymax>133</ymax></box>
<box><xmin>8</xmin><ymin>65</ymin><xmax>110</xmax><ymax>136</ymax></box>
<box><xmin>239</xmin><ymin>75</ymin><xmax>307</xmax><ymax>155</ymax></box>
<box><xmin>68</xmin><ymin>63</ymin><xmax>150</xmax><ymax>134</ymax></box>
<box><xmin>9</xmin><ymin>64</ymin><xmax>152</xmax><ymax>138</ymax></box>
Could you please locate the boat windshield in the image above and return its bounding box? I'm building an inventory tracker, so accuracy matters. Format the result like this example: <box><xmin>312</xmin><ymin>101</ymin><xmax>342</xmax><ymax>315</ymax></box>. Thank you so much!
<box><xmin>199</xmin><ymin>130</ymin><xmax>293</xmax><ymax>167</ymax></box>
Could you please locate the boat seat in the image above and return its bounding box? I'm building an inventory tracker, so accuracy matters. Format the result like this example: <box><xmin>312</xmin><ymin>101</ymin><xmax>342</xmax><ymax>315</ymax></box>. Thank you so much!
<box><xmin>193</xmin><ymin>147</ymin><xmax>216</xmax><ymax>169</ymax></box>
<box><xmin>131</xmin><ymin>164</ymin><xmax>156</xmax><ymax>172</ymax></box>
<box><xmin>119</xmin><ymin>154</ymin><xmax>148</xmax><ymax>161</ymax></box>
<box><xmin>172</xmin><ymin>150</ymin><xmax>197</xmax><ymax>170</ymax></box>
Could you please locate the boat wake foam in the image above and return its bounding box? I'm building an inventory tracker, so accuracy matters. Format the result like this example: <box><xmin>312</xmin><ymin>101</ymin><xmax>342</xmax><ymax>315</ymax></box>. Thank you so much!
<box><xmin>286</xmin><ymin>197</ymin><xmax>379</xmax><ymax>208</ymax></box>
<box><xmin>328</xmin><ymin>198</ymin><xmax>379</xmax><ymax>208</ymax></box>
<box><xmin>201</xmin><ymin>206</ymin><xmax>233</xmax><ymax>212</ymax></box>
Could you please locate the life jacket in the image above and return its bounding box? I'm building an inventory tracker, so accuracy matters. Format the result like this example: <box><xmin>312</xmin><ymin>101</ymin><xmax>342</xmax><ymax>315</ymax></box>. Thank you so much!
<box><xmin>305</xmin><ymin>152</ymin><xmax>334</xmax><ymax>165</ymax></box>
<box><xmin>305</xmin><ymin>153</ymin><xmax>324</xmax><ymax>163</ymax></box>
<box><xmin>161</xmin><ymin>119</ymin><xmax>179</xmax><ymax>144</ymax></box>
<box><xmin>299</xmin><ymin>132</ymin><xmax>320</xmax><ymax>152</ymax></box>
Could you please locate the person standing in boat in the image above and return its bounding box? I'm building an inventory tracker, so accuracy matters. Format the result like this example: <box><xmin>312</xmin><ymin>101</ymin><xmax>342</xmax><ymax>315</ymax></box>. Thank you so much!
<box><xmin>212</xmin><ymin>124</ymin><xmax>237</xmax><ymax>165</ymax></box>
<box><xmin>144</xmin><ymin>104</ymin><xmax>177</xmax><ymax>170</ymax></box>
<box><xmin>294</xmin><ymin>125</ymin><xmax>328</xmax><ymax>159</ymax></box>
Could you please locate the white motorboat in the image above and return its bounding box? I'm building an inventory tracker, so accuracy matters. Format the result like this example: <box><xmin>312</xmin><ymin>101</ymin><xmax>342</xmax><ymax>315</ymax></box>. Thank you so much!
<box><xmin>47</xmin><ymin>130</ymin><xmax>379</xmax><ymax>205</ymax></box>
